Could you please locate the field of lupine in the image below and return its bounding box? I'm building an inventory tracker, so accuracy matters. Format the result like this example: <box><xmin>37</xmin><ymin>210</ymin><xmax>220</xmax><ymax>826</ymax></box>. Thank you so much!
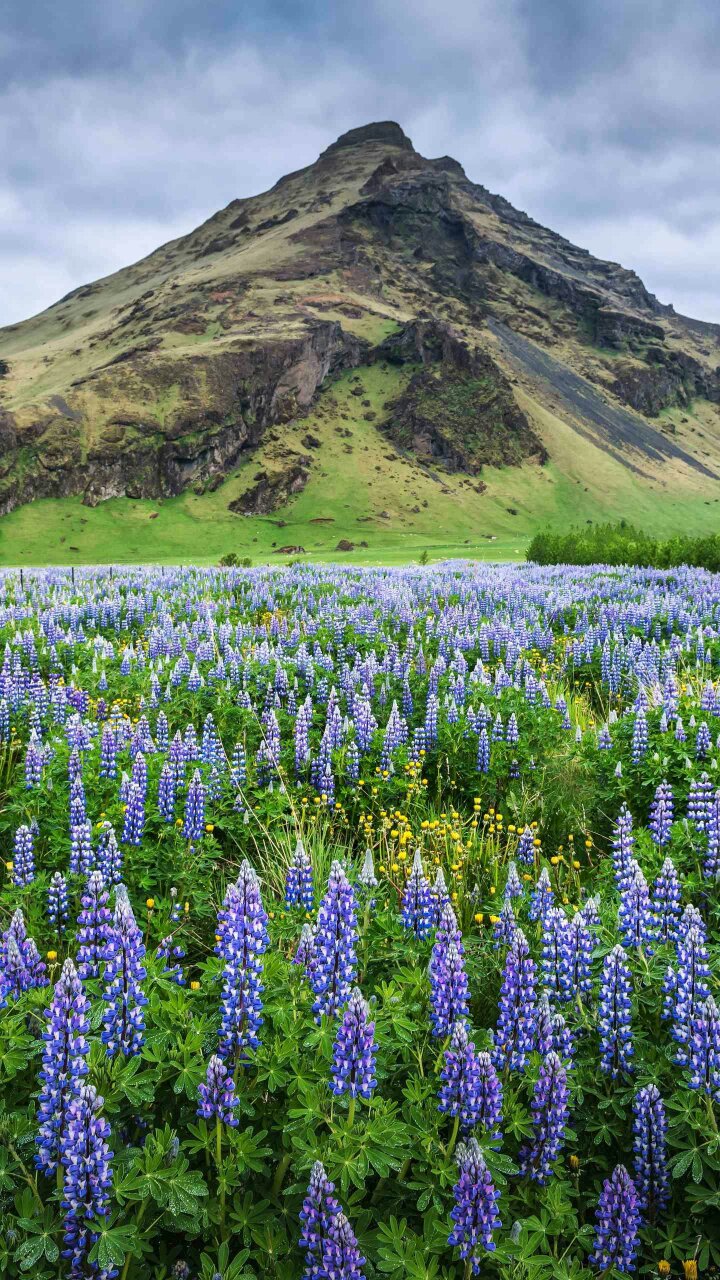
<box><xmin>1</xmin><ymin>562</ymin><xmax>720</xmax><ymax>1280</ymax></box>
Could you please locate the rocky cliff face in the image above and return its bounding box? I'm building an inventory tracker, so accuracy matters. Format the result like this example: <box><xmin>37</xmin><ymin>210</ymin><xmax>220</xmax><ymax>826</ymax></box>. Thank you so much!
<box><xmin>0</xmin><ymin>119</ymin><xmax>718</xmax><ymax>517</ymax></box>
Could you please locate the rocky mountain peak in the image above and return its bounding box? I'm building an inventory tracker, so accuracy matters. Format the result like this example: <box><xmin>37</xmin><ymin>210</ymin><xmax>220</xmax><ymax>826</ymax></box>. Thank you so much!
<box><xmin>320</xmin><ymin>121</ymin><xmax>415</xmax><ymax>156</ymax></box>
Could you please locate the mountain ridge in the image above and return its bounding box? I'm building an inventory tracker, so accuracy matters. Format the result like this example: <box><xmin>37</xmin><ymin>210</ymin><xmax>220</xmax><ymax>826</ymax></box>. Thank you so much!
<box><xmin>1</xmin><ymin>120</ymin><xmax>719</xmax><ymax>542</ymax></box>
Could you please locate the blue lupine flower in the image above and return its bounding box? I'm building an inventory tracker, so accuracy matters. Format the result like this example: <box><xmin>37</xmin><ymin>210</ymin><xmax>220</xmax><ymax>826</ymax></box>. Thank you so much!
<box><xmin>589</xmin><ymin>1164</ymin><xmax>640</xmax><ymax>1275</ymax></box>
<box><xmin>197</xmin><ymin>1054</ymin><xmax>240</xmax><ymax>1127</ymax></box>
<box><xmin>218</xmin><ymin>860</ymin><xmax>269</xmax><ymax>1060</ymax></box>
<box><xmin>504</xmin><ymin>861</ymin><xmax>523</xmax><ymax>901</ymax></box>
<box><xmin>540</xmin><ymin>907</ymin><xmax>572</xmax><ymax>1003</ymax></box>
<box><xmin>401</xmin><ymin>849</ymin><xmax>434</xmax><ymax>939</ymax></box>
<box><xmin>101</xmin><ymin>886</ymin><xmax>147</xmax><ymax>1057</ymax></box>
<box><xmin>696</xmin><ymin>721</ymin><xmax>712</xmax><ymax>760</ymax></box>
<box><xmin>535</xmin><ymin>993</ymin><xmax>574</xmax><ymax>1061</ymax></box>
<box><xmin>476</xmin><ymin>727</ymin><xmax>490</xmax><ymax>773</ymax></box>
<box><xmin>648</xmin><ymin>781</ymin><xmax>673</xmax><ymax>847</ymax></box>
<box><xmin>611</xmin><ymin>805</ymin><xmax>635</xmax><ymax>888</ymax></box>
<box><xmin>448</xmin><ymin>1138</ymin><xmax>502</xmax><ymax>1276</ymax></box>
<box><xmin>293</xmin><ymin>923</ymin><xmax>316</xmax><ymax>970</ymax></box>
<box><xmin>687</xmin><ymin>995</ymin><xmax>720</xmax><ymax>1102</ymax></box>
<box><xmin>285</xmin><ymin>839</ymin><xmax>314</xmax><ymax>911</ymax></box>
<box><xmin>652</xmin><ymin>858</ymin><xmax>682</xmax><ymax>945</ymax></box>
<box><xmin>618</xmin><ymin>860</ymin><xmax>655</xmax><ymax>950</ymax></box>
<box><xmin>632</xmin><ymin>1083</ymin><xmax>669</xmax><ymax>1223</ymax></box>
<box><xmin>430</xmin><ymin>903</ymin><xmax>469</xmax><ymax>1038</ymax></box>
<box><xmin>493</xmin><ymin>901</ymin><xmax>517</xmax><ymax>949</ymax></box>
<box><xmin>321</xmin><ymin>1210</ymin><xmax>367</xmax><ymax>1280</ymax></box>
<box><xmin>59</xmin><ymin>1084</ymin><xmax>114</xmax><ymax>1278</ymax></box>
<box><xmin>12</xmin><ymin>823</ymin><xmax>35</xmax><ymax>887</ymax></box>
<box><xmin>631</xmin><ymin>709</ymin><xmax>648</xmax><ymax>762</ymax></box>
<box><xmin>358</xmin><ymin>848</ymin><xmax>378</xmax><ymax>892</ymax></box>
<box><xmin>519</xmin><ymin>1051</ymin><xmax>570</xmax><ymax>1184</ymax></box>
<box><xmin>598</xmin><ymin>945</ymin><xmax>634</xmax><ymax>1077</ymax></box>
<box><xmin>121</xmin><ymin>782</ymin><xmax>145</xmax><ymax>846</ymax></box>
<box><xmin>529</xmin><ymin>868</ymin><xmax>553</xmax><ymax>922</ymax></box>
<box><xmin>515</xmin><ymin>826</ymin><xmax>535</xmax><ymax>866</ymax></box>
<box><xmin>0</xmin><ymin>908</ymin><xmax>46</xmax><ymax>1002</ymax></box>
<box><xmin>310</xmin><ymin>861</ymin><xmax>358</xmax><ymax>1021</ymax></box>
<box><xmin>183</xmin><ymin>769</ymin><xmax>206</xmax><ymax>839</ymax></box>
<box><xmin>439</xmin><ymin>1022</ymin><xmax>503</xmax><ymax>1139</ymax></box>
<box><xmin>431</xmin><ymin>867</ymin><xmax>451</xmax><ymax>922</ymax></box>
<box><xmin>36</xmin><ymin>959</ymin><xmax>91</xmax><ymax>1175</ymax></box>
<box><xmin>96</xmin><ymin>821</ymin><xmax>123</xmax><ymax>885</ymax></box>
<box><xmin>299</xmin><ymin>1161</ymin><xmax>340</xmax><ymax>1279</ymax></box>
<box><xmin>76</xmin><ymin>871</ymin><xmax>113</xmax><ymax>981</ymax></box>
<box><xmin>330</xmin><ymin>988</ymin><xmax>377</xmax><ymax>1101</ymax></box>
<box><xmin>493</xmin><ymin>927</ymin><xmax>537</xmax><ymax>1072</ymax></box>
<box><xmin>70</xmin><ymin>817</ymin><xmax>94</xmax><ymax>875</ymax></box>
<box><xmin>668</xmin><ymin>920</ymin><xmax>710</xmax><ymax>1063</ymax></box>
<box><xmin>48</xmin><ymin>871</ymin><xmax>69</xmax><ymax>934</ymax></box>
<box><xmin>158</xmin><ymin>762</ymin><xmax>176</xmax><ymax>823</ymax></box>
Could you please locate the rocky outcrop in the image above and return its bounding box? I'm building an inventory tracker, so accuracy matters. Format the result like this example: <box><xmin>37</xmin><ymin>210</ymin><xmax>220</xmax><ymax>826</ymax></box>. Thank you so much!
<box><xmin>0</xmin><ymin>320</ymin><xmax>364</xmax><ymax>515</ymax></box>
<box><xmin>228</xmin><ymin>461</ymin><xmax>310</xmax><ymax>515</ymax></box>
<box><xmin>611</xmin><ymin>349</ymin><xmax>720</xmax><ymax>416</ymax></box>
<box><xmin>380</xmin><ymin>320</ymin><xmax>546</xmax><ymax>473</ymax></box>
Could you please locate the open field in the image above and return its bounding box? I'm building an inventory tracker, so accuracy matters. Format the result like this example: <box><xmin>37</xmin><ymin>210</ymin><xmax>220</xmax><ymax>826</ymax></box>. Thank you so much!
<box><xmin>1</xmin><ymin>559</ymin><xmax>720</xmax><ymax>1277</ymax></box>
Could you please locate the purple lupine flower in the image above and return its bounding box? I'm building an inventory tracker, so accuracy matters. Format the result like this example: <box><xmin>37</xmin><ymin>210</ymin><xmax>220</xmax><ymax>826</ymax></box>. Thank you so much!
<box><xmin>321</xmin><ymin>1210</ymin><xmax>366</xmax><ymax>1280</ymax></box>
<box><xmin>99</xmin><ymin>723</ymin><xmax>117</xmax><ymax>778</ymax></box>
<box><xmin>598</xmin><ymin>945</ymin><xmax>634</xmax><ymax>1077</ymax></box>
<box><xmin>197</xmin><ymin>1054</ymin><xmax>240</xmax><ymax>1127</ymax></box>
<box><xmin>310</xmin><ymin>861</ymin><xmax>358</xmax><ymax>1021</ymax></box>
<box><xmin>121</xmin><ymin>782</ymin><xmax>145</xmax><ymax>846</ymax></box>
<box><xmin>101</xmin><ymin>886</ymin><xmax>147</xmax><ymax>1056</ymax></box>
<box><xmin>330</xmin><ymin>987</ymin><xmax>377</xmax><ymax>1101</ymax></box>
<box><xmin>448</xmin><ymin>1138</ymin><xmax>502</xmax><ymax>1276</ymax></box>
<box><xmin>12</xmin><ymin>823</ymin><xmax>35</xmax><ymax>887</ymax></box>
<box><xmin>688</xmin><ymin>772</ymin><xmax>714</xmax><ymax>833</ymax></box>
<box><xmin>439</xmin><ymin>1023</ymin><xmax>503</xmax><ymax>1139</ymax></box>
<box><xmin>652</xmin><ymin>858</ymin><xmax>682</xmax><ymax>945</ymax></box>
<box><xmin>218</xmin><ymin>860</ymin><xmax>269</xmax><ymax>1061</ymax></box>
<box><xmin>158</xmin><ymin>762</ymin><xmax>176</xmax><ymax>823</ymax></box>
<box><xmin>504</xmin><ymin>861</ymin><xmax>523</xmax><ymax>901</ymax></box>
<box><xmin>696</xmin><ymin>721</ymin><xmax>712</xmax><ymax>760</ymax></box>
<box><xmin>156</xmin><ymin>933</ymin><xmax>185</xmax><ymax>985</ymax></box>
<box><xmin>535</xmin><ymin>993</ymin><xmax>574</xmax><ymax>1062</ymax></box>
<box><xmin>299</xmin><ymin>1161</ymin><xmax>340</xmax><ymax>1279</ymax></box>
<box><xmin>70</xmin><ymin>817</ymin><xmax>94</xmax><ymax>875</ymax></box>
<box><xmin>618</xmin><ymin>860</ymin><xmax>655</xmax><ymax>951</ymax></box>
<box><xmin>687</xmin><ymin>995</ymin><xmax>720</xmax><ymax>1102</ymax></box>
<box><xmin>540</xmin><ymin>907</ymin><xmax>572</xmax><ymax>1003</ymax></box>
<box><xmin>669</xmin><ymin>920</ymin><xmax>710</xmax><ymax>1063</ymax></box>
<box><xmin>515</xmin><ymin>826</ymin><xmax>535</xmax><ymax>866</ymax></box>
<box><xmin>59</xmin><ymin>1084</ymin><xmax>114</xmax><ymax>1278</ymax></box>
<box><xmin>293</xmin><ymin>923</ymin><xmax>316</xmax><ymax>970</ymax></box>
<box><xmin>285</xmin><ymin>839</ymin><xmax>314</xmax><ymax>911</ymax></box>
<box><xmin>76</xmin><ymin>871</ymin><xmax>113</xmax><ymax>981</ymax></box>
<box><xmin>48</xmin><ymin>871</ymin><xmax>69</xmax><ymax>934</ymax></box>
<box><xmin>648</xmin><ymin>781</ymin><xmax>674</xmax><ymax>847</ymax></box>
<box><xmin>589</xmin><ymin>1164</ymin><xmax>640</xmax><ymax>1274</ymax></box>
<box><xmin>567</xmin><ymin>909</ymin><xmax>594</xmax><ymax>999</ymax></box>
<box><xmin>0</xmin><ymin>908</ymin><xmax>46</xmax><ymax>1002</ymax></box>
<box><xmin>36</xmin><ymin>959</ymin><xmax>90</xmax><ymax>1174</ymax></box>
<box><xmin>492</xmin><ymin>901</ymin><xmax>516</xmax><ymax>949</ymax></box>
<box><xmin>632</xmin><ymin>1084</ymin><xmax>669</xmax><ymax>1223</ymax></box>
<box><xmin>611</xmin><ymin>805</ymin><xmax>635</xmax><ymax>888</ymax></box>
<box><xmin>429</xmin><ymin>904</ymin><xmax>469</xmax><ymax>1038</ymax></box>
<box><xmin>183</xmin><ymin>769</ymin><xmax>206</xmax><ymax>839</ymax></box>
<box><xmin>431</xmin><ymin>866</ymin><xmax>451</xmax><ymax>923</ymax></box>
<box><xmin>518</xmin><ymin>1052</ymin><xmax>570</xmax><ymax>1184</ymax></box>
<box><xmin>400</xmin><ymin>849</ymin><xmax>434</xmax><ymax>939</ymax></box>
<box><xmin>476</xmin><ymin>727</ymin><xmax>490</xmax><ymax>773</ymax></box>
<box><xmin>631</xmin><ymin>709</ymin><xmax>648</xmax><ymax>762</ymax></box>
<box><xmin>529</xmin><ymin>868</ymin><xmax>553</xmax><ymax>922</ymax></box>
<box><xmin>705</xmin><ymin>789</ymin><xmax>720</xmax><ymax>878</ymax></box>
<box><xmin>493</xmin><ymin>927</ymin><xmax>537</xmax><ymax>1072</ymax></box>
<box><xmin>100</xmin><ymin>822</ymin><xmax>123</xmax><ymax>886</ymax></box>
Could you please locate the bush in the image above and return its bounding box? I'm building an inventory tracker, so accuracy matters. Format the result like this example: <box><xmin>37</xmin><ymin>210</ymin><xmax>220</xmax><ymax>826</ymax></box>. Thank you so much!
<box><xmin>527</xmin><ymin>521</ymin><xmax>720</xmax><ymax>570</ymax></box>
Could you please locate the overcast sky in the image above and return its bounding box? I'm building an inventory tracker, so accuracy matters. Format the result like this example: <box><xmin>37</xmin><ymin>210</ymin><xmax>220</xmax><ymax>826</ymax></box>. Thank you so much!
<box><xmin>1</xmin><ymin>0</ymin><xmax>719</xmax><ymax>327</ymax></box>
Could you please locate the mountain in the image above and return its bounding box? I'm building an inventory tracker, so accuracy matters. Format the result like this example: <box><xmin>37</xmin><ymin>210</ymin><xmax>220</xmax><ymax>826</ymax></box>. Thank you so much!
<box><xmin>1</xmin><ymin>120</ymin><xmax>719</xmax><ymax>558</ymax></box>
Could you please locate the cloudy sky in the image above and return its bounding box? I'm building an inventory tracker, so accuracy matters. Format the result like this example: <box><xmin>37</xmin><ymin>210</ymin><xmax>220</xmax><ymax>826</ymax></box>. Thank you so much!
<box><xmin>2</xmin><ymin>0</ymin><xmax>719</xmax><ymax>326</ymax></box>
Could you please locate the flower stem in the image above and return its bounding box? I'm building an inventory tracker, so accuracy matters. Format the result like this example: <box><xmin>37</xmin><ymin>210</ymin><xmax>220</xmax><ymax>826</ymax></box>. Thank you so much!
<box><xmin>347</xmin><ymin>1096</ymin><xmax>356</xmax><ymax>1129</ymax></box>
<box><xmin>272</xmin><ymin>1152</ymin><xmax>292</xmax><ymax>1198</ymax></box>
<box><xmin>447</xmin><ymin>1114</ymin><xmax>460</xmax><ymax>1160</ymax></box>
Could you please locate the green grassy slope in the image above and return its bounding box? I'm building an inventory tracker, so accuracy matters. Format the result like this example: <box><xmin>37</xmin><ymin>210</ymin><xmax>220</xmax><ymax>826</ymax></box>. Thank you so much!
<box><xmin>2</xmin><ymin>363</ymin><xmax>718</xmax><ymax>567</ymax></box>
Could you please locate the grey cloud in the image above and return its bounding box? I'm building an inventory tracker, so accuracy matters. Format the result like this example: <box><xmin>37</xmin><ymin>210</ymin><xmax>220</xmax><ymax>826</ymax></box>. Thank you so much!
<box><xmin>0</xmin><ymin>0</ymin><xmax>718</xmax><ymax>325</ymax></box>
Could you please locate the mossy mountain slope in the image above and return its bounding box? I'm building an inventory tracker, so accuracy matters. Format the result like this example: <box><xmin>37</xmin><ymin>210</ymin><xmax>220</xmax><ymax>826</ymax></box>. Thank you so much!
<box><xmin>1</xmin><ymin>119</ymin><xmax>719</xmax><ymax>529</ymax></box>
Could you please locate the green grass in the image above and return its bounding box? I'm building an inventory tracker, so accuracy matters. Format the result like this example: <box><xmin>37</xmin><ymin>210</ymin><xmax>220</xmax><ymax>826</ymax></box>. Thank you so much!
<box><xmin>2</xmin><ymin>363</ymin><xmax>719</xmax><ymax>568</ymax></box>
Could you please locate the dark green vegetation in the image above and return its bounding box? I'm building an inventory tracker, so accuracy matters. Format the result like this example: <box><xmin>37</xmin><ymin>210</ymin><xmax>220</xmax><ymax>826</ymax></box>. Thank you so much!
<box><xmin>2</xmin><ymin>562</ymin><xmax>720</xmax><ymax>1278</ymax></box>
<box><xmin>1</xmin><ymin>121</ymin><xmax>720</xmax><ymax>564</ymax></box>
<box><xmin>528</xmin><ymin>521</ymin><xmax>720</xmax><ymax>570</ymax></box>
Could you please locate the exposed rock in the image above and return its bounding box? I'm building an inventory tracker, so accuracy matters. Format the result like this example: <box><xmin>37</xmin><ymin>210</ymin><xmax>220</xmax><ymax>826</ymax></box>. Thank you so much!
<box><xmin>228</xmin><ymin>463</ymin><xmax>310</xmax><ymax>515</ymax></box>
<box><xmin>335</xmin><ymin>539</ymin><xmax>355</xmax><ymax>551</ymax></box>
